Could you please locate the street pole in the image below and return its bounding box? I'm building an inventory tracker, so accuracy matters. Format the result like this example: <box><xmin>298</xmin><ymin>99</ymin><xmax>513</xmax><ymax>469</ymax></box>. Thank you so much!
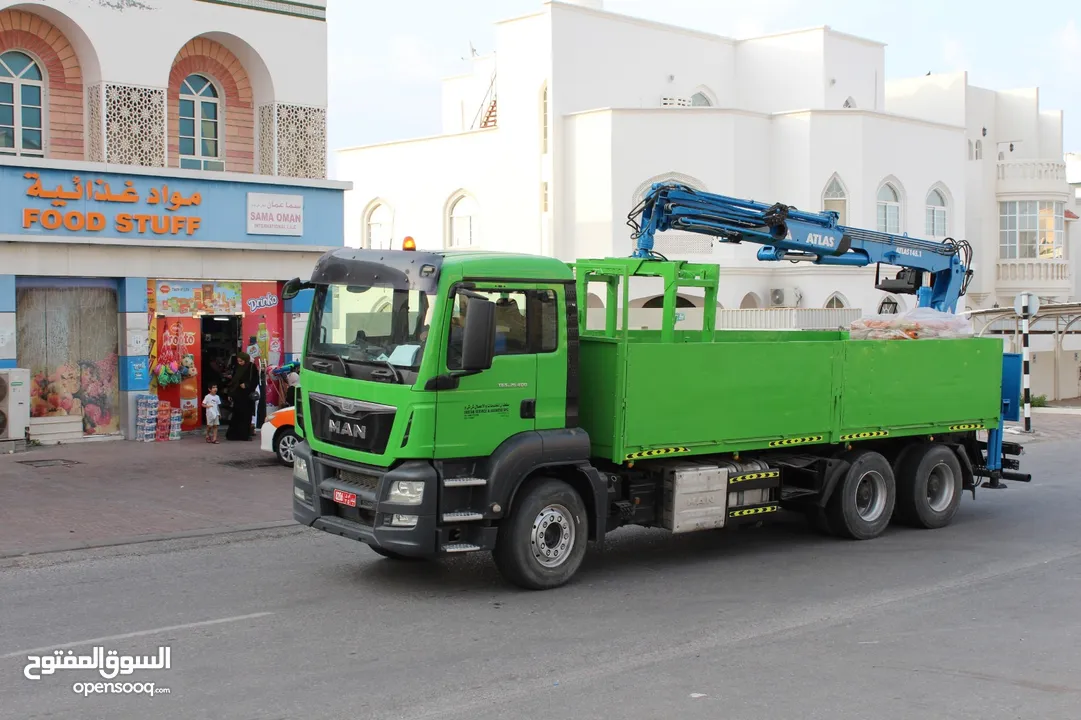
<box><xmin>1022</xmin><ymin>302</ymin><xmax>1031</xmax><ymax>433</ymax></box>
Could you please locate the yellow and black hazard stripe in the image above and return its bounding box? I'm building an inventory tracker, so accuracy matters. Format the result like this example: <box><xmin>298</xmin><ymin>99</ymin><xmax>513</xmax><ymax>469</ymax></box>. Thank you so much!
<box><xmin>729</xmin><ymin>505</ymin><xmax>780</xmax><ymax>518</ymax></box>
<box><xmin>729</xmin><ymin>470</ymin><xmax>780</xmax><ymax>484</ymax></box>
<box><xmin>625</xmin><ymin>446</ymin><xmax>690</xmax><ymax>461</ymax></box>
<box><xmin>840</xmin><ymin>430</ymin><xmax>890</xmax><ymax>442</ymax></box>
<box><xmin>948</xmin><ymin>423</ymin><xmax>985</xmax><ymax>432</ymax></box>
<box><xmin>768</xmin><ymin>435</ymin><xmax>824</xmax><ymax>448</ymax></box>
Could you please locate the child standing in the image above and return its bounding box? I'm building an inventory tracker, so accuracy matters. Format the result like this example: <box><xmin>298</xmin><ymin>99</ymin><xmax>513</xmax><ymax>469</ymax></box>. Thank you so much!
<box><xmin>202</xmin><ymin>384</ymin><xmax>221</xmax><ymax>444</ymax></box>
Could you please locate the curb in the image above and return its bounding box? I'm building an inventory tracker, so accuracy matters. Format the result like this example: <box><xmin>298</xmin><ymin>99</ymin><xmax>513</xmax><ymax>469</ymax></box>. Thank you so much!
<box><xmin>0</xmin><ymin>520</ymin><xmax>300</xmax><ymax>560</ymax></box>
<box><xmin>1031</xmin><ymin>407</ymin><xmax>1081</xmax><ymax>416</ymax></box>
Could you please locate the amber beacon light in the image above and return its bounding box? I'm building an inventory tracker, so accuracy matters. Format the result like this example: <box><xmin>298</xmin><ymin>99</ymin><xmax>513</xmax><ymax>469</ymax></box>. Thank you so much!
<box><xmin>402</xmin><ymin>236</ymin><xmax>416</xmax><ymax>251</ymax></box>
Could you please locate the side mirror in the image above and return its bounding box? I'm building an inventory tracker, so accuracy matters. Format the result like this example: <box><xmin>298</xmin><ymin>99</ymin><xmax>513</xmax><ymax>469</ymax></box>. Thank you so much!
<box><xmin>460</xmin><ymin>296</ymin><xmax>496</xmax><ymax>372</ymax></box>
<box><xmin>281</xmin><ymin>277</ymin><xmax>304</xmax><ymax>301</ymax></box>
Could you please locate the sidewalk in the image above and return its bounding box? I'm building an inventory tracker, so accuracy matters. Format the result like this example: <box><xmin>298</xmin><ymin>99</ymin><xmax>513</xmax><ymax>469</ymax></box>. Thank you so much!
<box><xmin>0</xmin><ymin>433</ymin><xmax>294</xmax><ymax>557</ymax></box>
<box><xmin>1005</xmin><ymin>410</ymin><xmax>1081</xmax><ymax>444</ymax></box>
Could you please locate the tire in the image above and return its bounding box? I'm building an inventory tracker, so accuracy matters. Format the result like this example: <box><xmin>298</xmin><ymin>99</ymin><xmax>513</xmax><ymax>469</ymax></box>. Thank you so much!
<box><xmin>894</xmin><ymin>443</ymin><xmax>963</xmax><ymax>529</ymax></box>
<box><xmin>826</xmin><ymin>450</ymin><xmax>896</xmax><ymax>540</ymax></box>
<box><xmin>493</xmin><ymin>477</ymin><xmax>588</xmax><ymax>590</ymax></box>
<box><xmin>275</xmin><ymin>427</ymin><xmax>300</xmax><ymax>466</ymax></box>
<box><xmin>368</xmin><ymin>545</ymin><xmax>425</xmax><ymax>562</ymax></box>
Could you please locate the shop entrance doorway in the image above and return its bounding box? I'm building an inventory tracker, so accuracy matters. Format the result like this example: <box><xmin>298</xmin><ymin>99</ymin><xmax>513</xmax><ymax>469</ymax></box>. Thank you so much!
<box><xmin>201</xmin><ymin>315</ymin><xmax>241</xmax><ymax>426</ymax></box>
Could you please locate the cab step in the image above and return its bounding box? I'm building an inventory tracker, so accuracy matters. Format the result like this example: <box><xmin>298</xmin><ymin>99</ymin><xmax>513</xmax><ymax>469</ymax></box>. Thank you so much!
<box><xmin>443</xmin><ymin>477</ymin><xmax>487</xmax><ymax>487</ymax></box>
<box><xmin>442</xmin><ymin>511</ymin><xmax>484</xmax><ymax>522</ymax></box>
<box><xmin>442</xmin><ymin>542</ymin><xmax>482</xmax><ymax>553</ymax></box>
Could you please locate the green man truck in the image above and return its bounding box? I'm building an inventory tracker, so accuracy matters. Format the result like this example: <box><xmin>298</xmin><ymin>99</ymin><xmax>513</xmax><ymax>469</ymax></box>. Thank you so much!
<box><xmin>285</xmin><ymin>183</ymin><xmax>1027</xmax><ymax>590</ymax></box>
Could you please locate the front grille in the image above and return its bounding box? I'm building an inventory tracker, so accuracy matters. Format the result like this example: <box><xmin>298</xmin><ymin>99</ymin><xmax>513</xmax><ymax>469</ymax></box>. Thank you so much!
<box><xmin>308</xmin><ymin>392</ymin><xmax>396</xmax><ymax>454</ymax></box>
<box><xmin>337</xmin><ymin>469</ymin><xmax>379</xmax><ymax>492</ymax></box>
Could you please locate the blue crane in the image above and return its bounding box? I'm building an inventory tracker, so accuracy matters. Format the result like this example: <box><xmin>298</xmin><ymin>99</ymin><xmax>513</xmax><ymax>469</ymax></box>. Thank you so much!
<box><xmin>627</xmin><ymin>183</ymin><xmax>974</xmax><ymax>313</ymax></box>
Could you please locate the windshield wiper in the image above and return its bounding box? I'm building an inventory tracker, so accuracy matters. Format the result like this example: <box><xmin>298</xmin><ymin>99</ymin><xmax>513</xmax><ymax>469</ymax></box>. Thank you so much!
<box><xmin>308</xmin><ymin>351</ymin><xmax>349</xmax><ymax>377</ymax></box>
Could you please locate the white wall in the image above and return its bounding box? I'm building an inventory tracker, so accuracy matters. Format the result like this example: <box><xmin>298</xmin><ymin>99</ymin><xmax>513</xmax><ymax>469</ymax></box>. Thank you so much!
<box><xmin>736</xmin><ymin>30</ymin><xmax>824</xmax><ymax>114</ymax></box>
<box><xmin>885</xmin><ymin>72</ymin><xmax>967</xmax><ymax>127</ymax></box>
<box><xmin>339</xmin><ymin>130</ymin><xmax>501</xmax><ymax>253</ymax></box>
<box><xmin>822</xmin><ymin>32</ymin><xmax>885</xmax><ymax>112</ymax></box>
<box><xmin>0</xmin><ymin>0</ymin><xmax>327</xmax><ymax>106</ymax></box>
<box><xmin>549</xmin><ymin>2</ymin><xmax>735</xmax><ymax>114</ymax></box>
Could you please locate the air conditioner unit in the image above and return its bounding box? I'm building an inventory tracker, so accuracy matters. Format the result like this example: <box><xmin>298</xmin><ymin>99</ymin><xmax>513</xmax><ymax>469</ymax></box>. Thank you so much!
<box><xmin>0</xmin><ymin>368</ymin><xmax>31</xmax><ymax>441</ymax></box>
<box><xmin>769</xmin><ymin>287</ymin><xmax>803</xmax><ymax>308</ymax></box>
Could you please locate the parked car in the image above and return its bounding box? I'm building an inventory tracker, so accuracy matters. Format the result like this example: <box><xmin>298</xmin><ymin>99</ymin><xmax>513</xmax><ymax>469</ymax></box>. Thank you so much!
<box><xmin>260</xmin><ymin>406</ymin><xmax>298</xmax><ymax>466</ymax></box>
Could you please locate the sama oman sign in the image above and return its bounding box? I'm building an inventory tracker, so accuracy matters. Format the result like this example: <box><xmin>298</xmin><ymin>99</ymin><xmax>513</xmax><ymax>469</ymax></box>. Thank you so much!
<box><xmin>247</xmin><ymin>192</ymin><xmax>304</xmax><ymax>237</ymax></box>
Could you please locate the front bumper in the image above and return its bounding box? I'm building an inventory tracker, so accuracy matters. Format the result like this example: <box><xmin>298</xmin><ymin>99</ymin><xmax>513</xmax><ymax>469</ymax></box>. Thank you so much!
<box><xmin>291</xmin><ymin>442</ymin><xmax>494</xmax><ymax>557</ymax></box>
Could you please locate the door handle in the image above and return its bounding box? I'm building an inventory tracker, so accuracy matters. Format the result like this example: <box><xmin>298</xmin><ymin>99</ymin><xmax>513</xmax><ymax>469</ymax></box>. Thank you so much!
<box><xmin>520</xmin><ymin>399</ymin><xmax>536</xmax><ymax>419</ymax></box>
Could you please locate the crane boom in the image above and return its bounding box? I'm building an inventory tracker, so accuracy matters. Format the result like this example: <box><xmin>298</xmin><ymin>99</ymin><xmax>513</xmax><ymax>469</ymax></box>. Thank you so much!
<box><xmin>628</xmin><ymin>183</ymin><xmax>973</xmax><ymax>313</ymax></box>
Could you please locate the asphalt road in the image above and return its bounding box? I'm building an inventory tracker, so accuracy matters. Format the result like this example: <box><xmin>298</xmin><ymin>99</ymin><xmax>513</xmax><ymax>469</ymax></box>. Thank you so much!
<box><xmin>2</xmin><ymin>441</ymin><xmax>1079</xmax><ymax>720</ymax></box>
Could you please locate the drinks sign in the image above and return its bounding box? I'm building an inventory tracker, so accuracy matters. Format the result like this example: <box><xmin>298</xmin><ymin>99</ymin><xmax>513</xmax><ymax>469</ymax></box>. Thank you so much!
<box><xmin>247</xmin><ymin>192</ymin><xmax>303</xmax><ymax>237</ymax></box>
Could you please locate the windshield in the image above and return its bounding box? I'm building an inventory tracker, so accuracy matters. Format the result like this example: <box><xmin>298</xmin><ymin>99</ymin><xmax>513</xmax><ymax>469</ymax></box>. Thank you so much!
<box><xmin>309</xmin><ymin>283</ymin><xmax>433</xmax><ymax>370</ymax></box>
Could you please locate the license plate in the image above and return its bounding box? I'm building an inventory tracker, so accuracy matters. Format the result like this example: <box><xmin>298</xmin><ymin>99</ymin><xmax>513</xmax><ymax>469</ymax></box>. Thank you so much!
<box><xmin>333</xmin><ymin>489</ymin><xmax>357</xmax><ymax>507</ymax></box>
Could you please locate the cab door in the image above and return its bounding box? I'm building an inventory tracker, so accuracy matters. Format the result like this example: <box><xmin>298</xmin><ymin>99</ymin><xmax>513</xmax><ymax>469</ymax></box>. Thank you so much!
<box><xmin>434</xmin><ymin>283</ymin><xmax>538</xmax><ymax>459</ymax></box>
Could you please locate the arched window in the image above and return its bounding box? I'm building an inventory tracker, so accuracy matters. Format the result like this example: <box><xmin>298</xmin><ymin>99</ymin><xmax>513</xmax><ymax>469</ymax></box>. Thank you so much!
<box><xmin>974</xmin><ymin>140</ymin><xmax>983</xmax><ymax>160</ymax></box>
<box><xmin>365</xmin><ymin>203</ymin><xmax>393</xmax><ymax>250</ymax></box>
<box><xmin>179</xmin><ymin>74</ymin><xmax>224</xmax><ymax>171</ymax></box>
<box><xmin>540</xmin><ymin>83</ymin><xmax>548</xmax><ymax>155</ymax></box>
<box><xmin>642</xmin><ymin>295</ymin><xmax>696</xmax><ymax>309</ymax></box>
<box><xmin>448</xmin><ymin>194</ymin><xmax>480</xmax><ymax>248</ymax></box>
<box><xmin>843</xmin><ymin>96</ymin><xmax>856</xmax><ymax>109</ymax></box>
<box><xmin>967</xmin><ymin>140</ymin><xmax>974</xmax><ymax>160</ymax></box>
<box><xmin>739</xmin><ymin>293</ymin><xmax>760</xmax><ymax>309</ymax></box>
<box><xmin>822</xmin><ymin>175</ymin><xmax>848</xmax><ymax>225</ymax></box>
<box><xmin>690</xmin><ymin>91</ymin><xmax>712</xmax><ymax>107</ymax></box>
<box><xmin>877</xmin><ymin>296</ymin><xmax>899</xmax><ymax>314</ymax></box>
<box><xmin>825</xmin><ymin>293</ymin><xmax>848</xmax><ymax>309</ymax></box>
<box><xmin>925</xmin><ymin>188</ymin><xmax>948</xmax><ymax>238</ymax></box>
<box><xmin>876</xmin><ymin>183</ymin><xmax>901</xmax><ymax>234</ymax></box>
<box><xmin>0</xmin><ymin>51</ymin><xmax>45</xmax><ymax>158</ymax></box>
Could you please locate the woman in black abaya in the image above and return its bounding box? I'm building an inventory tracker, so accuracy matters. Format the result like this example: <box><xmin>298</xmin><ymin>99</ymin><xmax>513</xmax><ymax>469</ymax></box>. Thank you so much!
<box><xmin>226</xmin><ymin>352</ymin><xmax>256</xmax><ymax>441</ymax></box>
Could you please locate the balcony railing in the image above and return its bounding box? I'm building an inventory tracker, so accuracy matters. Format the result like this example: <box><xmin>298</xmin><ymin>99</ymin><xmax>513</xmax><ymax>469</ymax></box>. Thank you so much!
<box><xmin>996</xmin><ymin>160</ymin><xmax>1069</xmax><ymax>196</ymax></box>
<box><xmin>995</xmin><ymin>259</ymin><xmax>1073</xmax><ymax>296</ymax></box>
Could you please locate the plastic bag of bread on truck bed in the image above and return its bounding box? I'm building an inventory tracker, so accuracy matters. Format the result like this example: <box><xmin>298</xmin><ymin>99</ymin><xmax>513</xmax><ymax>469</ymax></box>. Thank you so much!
<box><xmin>848</xmin><ymin>306</ymin><xmax>975</xmax><ymax>340</ymax></box>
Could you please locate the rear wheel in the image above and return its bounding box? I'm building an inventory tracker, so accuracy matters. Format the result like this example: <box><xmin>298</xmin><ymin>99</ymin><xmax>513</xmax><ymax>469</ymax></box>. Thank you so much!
<box><xmin>826</xmin><ymin>450</ymin><xmax>896</xmax><ymax>540</ymax></box>
<box><xmin>894</xmin><ymin>443</ymin><xmax>962</xmax><ymax>529</ymax></box>
<box><xmin>493</xmin><ymin>477</ymin><xmax>588</xmax><ymax>590</ymax></box>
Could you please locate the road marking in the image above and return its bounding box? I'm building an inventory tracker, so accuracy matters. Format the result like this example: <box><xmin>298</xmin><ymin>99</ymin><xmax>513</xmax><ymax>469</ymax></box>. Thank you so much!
<box><xmin>0</xmin><ymin>612</ymin><xmax>273</xmax><ymax>660</ymax></box>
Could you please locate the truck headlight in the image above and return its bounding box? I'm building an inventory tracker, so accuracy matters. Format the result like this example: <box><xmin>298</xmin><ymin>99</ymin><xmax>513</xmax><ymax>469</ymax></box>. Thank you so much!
<box><xmin>293</xmin><ymin>456</ymin><xmax>309</xmax><ymax>484</ymax></box>
<box><xmin>388</xmin><ymin>480</ymin><xmax>424</xmax><ymax>505</ymax></box>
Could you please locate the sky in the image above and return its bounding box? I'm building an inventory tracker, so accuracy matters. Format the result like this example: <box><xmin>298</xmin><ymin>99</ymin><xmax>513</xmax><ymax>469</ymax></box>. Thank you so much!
<box><xmin>326</xmin><ymin>0</ymin><xmax>1081</xmax><ymax>166</ymax></box>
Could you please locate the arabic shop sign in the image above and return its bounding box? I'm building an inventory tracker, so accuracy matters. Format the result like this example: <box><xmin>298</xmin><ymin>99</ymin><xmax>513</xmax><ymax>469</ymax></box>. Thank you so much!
<box><xmin>247</xmin><ymin>192</ymin><xmax>303</xmax><ymax>236</ymax></box>
<box><xmin>21</xmin><ymin>172</ymin><xmax>203</xmax><ymax>236</ymax></box>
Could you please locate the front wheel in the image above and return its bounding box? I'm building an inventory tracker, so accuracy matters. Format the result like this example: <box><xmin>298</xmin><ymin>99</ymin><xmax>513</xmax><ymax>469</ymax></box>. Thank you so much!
<box><xmin>493</xmin><ymin>477</ymin><xmax>588</xmax><ymax>590</ymax></box>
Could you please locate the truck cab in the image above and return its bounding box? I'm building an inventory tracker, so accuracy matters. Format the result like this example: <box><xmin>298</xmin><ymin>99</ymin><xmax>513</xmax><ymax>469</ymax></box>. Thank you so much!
<box><xmin>287</xmin><ymin>247</ymin><xmax>598</xmax><ymax>585</ymax></box>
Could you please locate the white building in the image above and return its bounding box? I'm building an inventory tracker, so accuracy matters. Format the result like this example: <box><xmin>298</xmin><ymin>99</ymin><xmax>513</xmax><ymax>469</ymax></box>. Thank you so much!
<box><xmin>337</xmin><ymin>0</ymin><xmax>1075</xmax><ymax>319</ymax></box>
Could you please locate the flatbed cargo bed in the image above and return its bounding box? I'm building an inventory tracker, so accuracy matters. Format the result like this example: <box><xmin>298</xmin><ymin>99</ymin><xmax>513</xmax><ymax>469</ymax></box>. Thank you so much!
<box><xmin>578</xmin><ymin>329</ymin><xmax>1003</xmax><ymax>463</ymax></box>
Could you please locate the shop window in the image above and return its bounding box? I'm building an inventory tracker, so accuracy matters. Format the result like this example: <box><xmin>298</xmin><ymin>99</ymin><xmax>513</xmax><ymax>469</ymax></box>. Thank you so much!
<box><xmin>16</xmin><ymin>287</ymin><xmax>120</xmax><ymax>436</ymax></box>
<box><xmin>0</xmin><ymin>51</ymin><xmax>45</xmax><ymax>158</ymax></box>
<box><xmin>179</xmin><ymin>74</ymin><xmax>224</xmax><ymax>171</ymax></box>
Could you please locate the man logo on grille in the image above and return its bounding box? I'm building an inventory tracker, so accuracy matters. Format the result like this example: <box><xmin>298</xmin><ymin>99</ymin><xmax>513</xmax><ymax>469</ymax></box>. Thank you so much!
<box><xmin>328</xmin><ymin>418</ymin><xmax>366</xmax><ymax>439</ymax></box>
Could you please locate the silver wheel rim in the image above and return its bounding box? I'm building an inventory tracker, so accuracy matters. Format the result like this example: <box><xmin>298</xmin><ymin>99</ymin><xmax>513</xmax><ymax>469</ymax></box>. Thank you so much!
<box><xmin>926</xmin><ymin>462</ymin><xmax>956</xmax><ymax>513</ymax></box>
<box><xmin>530</xmin><ymin>504</ymin><xmax>575</xmax><ymax>568</ymax></box>
<box><xmin>854</xmin><ymin>470</ymin><xmax>888</xmax><ymax>522</ymax></box>
<box><xmin>279</xmin><ymin>434</ymin><xmax>298</xmax><ymax>463</ymax></box>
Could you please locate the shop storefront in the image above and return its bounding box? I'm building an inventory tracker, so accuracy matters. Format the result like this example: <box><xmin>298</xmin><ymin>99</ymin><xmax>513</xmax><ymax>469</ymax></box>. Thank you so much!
<box><xmin>1</xmin><ymin>158</ymin><xmax>349</xmax><ymax>442</ymax></box>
